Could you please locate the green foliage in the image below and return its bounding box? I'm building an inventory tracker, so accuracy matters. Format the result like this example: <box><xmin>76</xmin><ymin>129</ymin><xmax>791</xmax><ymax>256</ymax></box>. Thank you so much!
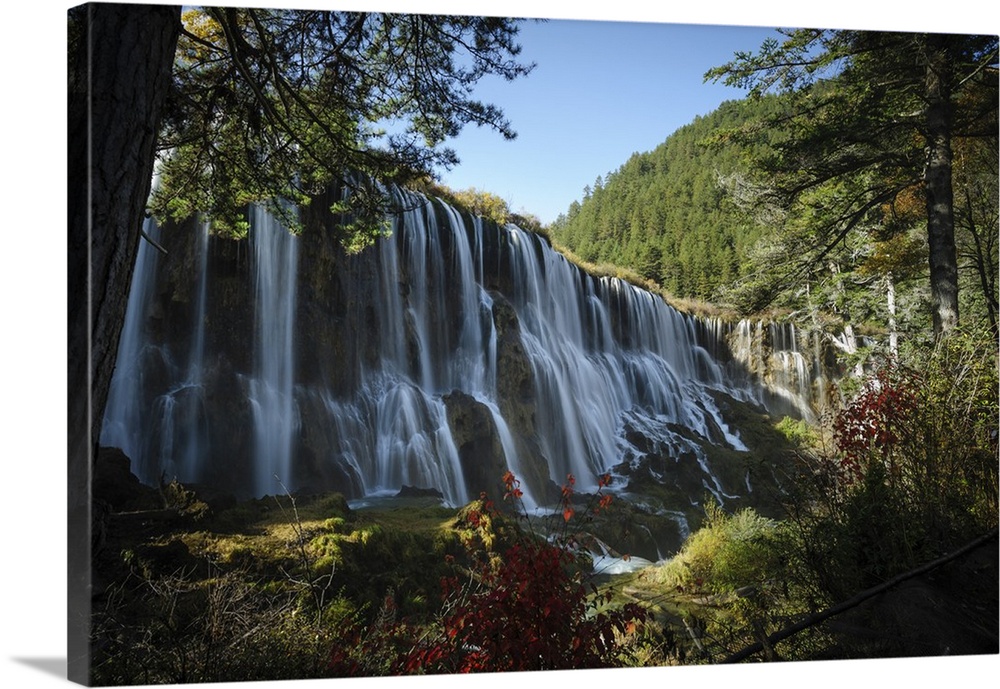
<box><xmin>90</xmin><ymin>489</ymin><xmax>463</xmax><ymax>684</ymax></box>
<box><xmin>553</xmin><ymin>29</ymin><xmax>996</xmax><ymax>345</ymax></box>
<box><xmin>91</xmin><ymin>565</ymin><xmax>375</xmax><ymax>683</ymax></box>
<box><xmin>151</xmin><ymin>8</ymin><xmax>535</xmax><ymax>245</ymax></box>
<box><xmin>707</xmin><ymin>30</ymin><xmax>998</xmax><ymax>335</ymax></box>
<box><xmin>774</xmin><ymin>416</ymin><xmax>818</xmax><ymax>449</ymax></box>
<box><xmin>107</xmin><ymin>473</ymin><xmax>664</xmax><ymax>682</ymax></box>
<box><xmin>953</xmin><ymin>133</ymin><xmax>1000</xmax><ymax>335</ymax></box>
<box><xmin>835</xmin><ymin>336</ymin><xmax>997</xmax><ymax>549</ymax></box>
<box><xmin>639</xmin><ymin>502</ymin><xmax>834</xmax><ymax>662</ymax></box>
<box><xmin>328</xmin><ymin>472</ymin><xmax>652</xmax><ymax>675</ymax></box>
<box><xmin>785</xmin><ymin>324</ymin><xmax>998</xmax><ymax>605</ymax></box>
<box><xmin>652</xmin><ymin>502</ymin><xmax>783</xmax><ymax>595</ymax></box>
<box><xmin>450</xmin><ymin>187</ymin><xmax>512</xmax><ymax>226</ymax></box>
<box><xmin>629</xmin><ymin>323</ymin><xmax>998</xmax><ymax>662</ymax></box>
<box><xmin>413</xmin><ymin>179</ymin><xmax>545</xmax><ymax>236</ymax></box>
<box><xmin>162</xmin><ymin>479</ymin><xmax>210</xmax><ymax>521</ymax></box>
<box><xmin>550</xmin><ymin>97</ymin><xmax>780</xmax><ymax>302</ymax></box>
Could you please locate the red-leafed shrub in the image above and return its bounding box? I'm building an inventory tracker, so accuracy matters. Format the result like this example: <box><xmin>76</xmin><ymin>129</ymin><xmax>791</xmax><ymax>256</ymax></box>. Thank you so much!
<box><xmin>811</xmin><ymin>332</ymin><xmax>998</xmax><ymax>595</ymax></box>
<box><xmin>830</xmin><ymin>347</ymin><xmax>997</xmax><ymax>537</ymax></box>
<box><xmin>403</xmin><ymin>471</ymin><xmax>647</xmax><ymax>673</ymax></box>
<box><xmin>401</xmin><ymin>538</ymin><xmax>647</xmax><ymax>673</ymax></box>
<box><xmin>328</xmin><ymin>471</ymin><xmax>649</xmax><ymax>676</ymax></box>
<box><xmin>832</xmin><ymin>361</ymin><xmax>921</xmax><ymax>487</ymax></box>
<box><xmin>410</xmin><ymin>526</ymin><xmax>646</xmax><ymax>672</ymax></box>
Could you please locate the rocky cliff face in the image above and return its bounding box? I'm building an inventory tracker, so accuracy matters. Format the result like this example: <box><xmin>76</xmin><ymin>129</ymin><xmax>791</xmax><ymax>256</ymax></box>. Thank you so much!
<box><xmin>101</xmin><ymin>188</ymin><xmax>838</xmax><ymax>539</ymax></box>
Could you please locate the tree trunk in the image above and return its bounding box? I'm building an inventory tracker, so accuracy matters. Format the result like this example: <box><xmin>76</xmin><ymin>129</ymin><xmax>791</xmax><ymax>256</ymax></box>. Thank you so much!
<box><xmin>961</xmin><ymin>189</ymin><xmax>999</xmax><ymax>339</ymax></box>
<box><xmin>885</xmin><ymin>272</ymin><xmax>899</xmax><ymax>358</ymax></box>
<box><xmin>68</xmin><ymin>4</ymin><xmax>180</xmax><ymax>683</ymax></box>
<box><xmin>923</xmin><ymin>34</ymin><xmax>960</xmax><ymax>338</ymax></box>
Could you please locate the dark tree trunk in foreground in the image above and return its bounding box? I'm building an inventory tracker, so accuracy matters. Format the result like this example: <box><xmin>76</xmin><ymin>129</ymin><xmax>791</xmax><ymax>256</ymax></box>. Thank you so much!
<box><xmin>68</xmin><ymin>4</ymin><xmax>180</xmax><ymax>683</ymax></box>
<box><xmin>923</xmin><ymin>34</ymin><xmax>960</xmax><ymax>337</ymax></box>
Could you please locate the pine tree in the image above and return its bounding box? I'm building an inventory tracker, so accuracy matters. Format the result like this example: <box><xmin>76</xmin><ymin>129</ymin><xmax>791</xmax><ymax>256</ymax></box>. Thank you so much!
<box><xmin>706</xmin><ymin>29</ymin><xmax>998</xmax><ymax>337</ymax></box>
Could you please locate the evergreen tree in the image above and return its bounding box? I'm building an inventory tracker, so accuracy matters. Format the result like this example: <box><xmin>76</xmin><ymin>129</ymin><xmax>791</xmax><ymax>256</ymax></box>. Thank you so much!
<box><xmin>155</xmin><ymin>7</ymin><xmax>535</xmax><ymax>242</ymax></box>
<box><xmin>550</xmin><ymin>97</ymin><xmax>780</xmax><ymax>302</ymax></box>
<box><xmin>706</xmin><ymin>29</ymin><xmax>998</xmax><ymax>338</ymax></box>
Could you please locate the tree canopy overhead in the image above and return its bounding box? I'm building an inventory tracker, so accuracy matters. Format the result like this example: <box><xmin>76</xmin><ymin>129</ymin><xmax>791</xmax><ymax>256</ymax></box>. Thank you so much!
<box><xmin>705</xmin><ymin>29</ymin><xmax>998</xmax><ymax>337</ymax></box>
<box><xmin>152</xmin><ymin>6</ymin><xmax>535</xmax><ymax>245</ymax></box>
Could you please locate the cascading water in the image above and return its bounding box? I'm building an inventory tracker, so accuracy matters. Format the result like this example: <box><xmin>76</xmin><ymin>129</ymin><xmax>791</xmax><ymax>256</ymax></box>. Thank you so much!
<box><xmin>101</xmin><ymin>218</ymin><xmax>212</xmax><ymax>485</ymax></box>
<box><xmin>724</xmin><ymin>317</ymin><xmax>831</xmax><ymax>422</ymax></box>
<box><xmin>101</xmin><ymin>186</ymin><xmax>831</xmax><ymax>511</ymax></box>
<box><xmin>100</xmin><ymin>214</ymin><xmax>165</xmax><ymax>478</ymax></box>
<box><xmin>247</xmin><ymin>206</ymin><xmax>300</xmax><ymax>496</ymax></box>
<box><xmin>499</xmin><ymin>227</ymin><xmax>750</xmax><ymax>500</ymax></box>
<box><xmin>176</xmin><ymin>221</ymin><xmax>210</xmax><ymax>481</ymax></box>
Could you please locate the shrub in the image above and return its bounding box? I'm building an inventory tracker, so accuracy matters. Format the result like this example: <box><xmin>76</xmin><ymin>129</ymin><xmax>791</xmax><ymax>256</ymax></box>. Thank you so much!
<box><xmin>642</xmin><ymin>502</ymin><xmax>826</xmax><ymax>662</ymax></box>
<box><xmin>785</xmin><ymin>325</ymin><xmax>998</xmax><ymax>603</ymax></box>
<box><xmin>652</xmin><ymin>502</ymin><xmax>782</xmax><ymax>595</ymax></box>
<box><xmin>633</xmin><ymin>327</ymin><xmax>999</xmax><ymax>663</ymax></box>
<box><xmin>400</xmin><ymin>538</ymin><xmax>648</xmax><ymax>673</ymax></box>
<box><xmin>328</xmin><ymin>472</ymin><xmax>651</xmax><ymax>675</ymax></box>
<box><xmin>775</xmin><ymin>415</ymin><xmax>818</xmax><ymax>448</ymax></box>
<box><xmin>831</xmin><ymin>333</ymin><xmax>998</xmax><ymax>567</ymax></box>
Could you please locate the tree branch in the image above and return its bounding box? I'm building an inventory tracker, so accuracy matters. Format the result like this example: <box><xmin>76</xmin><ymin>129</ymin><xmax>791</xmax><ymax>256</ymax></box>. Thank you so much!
<box><xmin>722</xmin><ymin>526</ymin><xmax>999</xmax><ymax>663</ymax></box>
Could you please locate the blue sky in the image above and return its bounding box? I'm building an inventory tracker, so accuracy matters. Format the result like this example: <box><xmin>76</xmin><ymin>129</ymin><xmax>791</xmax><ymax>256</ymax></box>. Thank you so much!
<box><xmin>381</xmin><ymin>0</ymin><xmax>998</xmax><ymax>226</ymax></box>
<box><xmin>434</xmin><ymin>18</ymin><xmax>782</xmax><ymax>224</ymax></box>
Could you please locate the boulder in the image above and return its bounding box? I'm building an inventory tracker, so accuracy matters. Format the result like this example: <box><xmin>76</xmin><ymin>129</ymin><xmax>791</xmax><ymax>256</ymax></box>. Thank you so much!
<box><xmin>443</xmin><ymin>390</ymin><xmax>509</xmax><ymax>501</ymax></box>
<box><xmin>396</xmin><ymin>485</ymin><xmax>445</xmax><ymax>499</ymax></box>
<box><xmin>93</xmin><ymin>446</ymin><xmax>159</xmax><ymax>511</ymax></box>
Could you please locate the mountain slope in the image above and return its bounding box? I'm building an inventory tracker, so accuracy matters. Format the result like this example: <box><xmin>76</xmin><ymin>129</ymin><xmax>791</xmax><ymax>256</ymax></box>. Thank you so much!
<box><xmin>550</xmin><ymin>96</ymin><xmax>786</xmax><ymax>302</ymax></box>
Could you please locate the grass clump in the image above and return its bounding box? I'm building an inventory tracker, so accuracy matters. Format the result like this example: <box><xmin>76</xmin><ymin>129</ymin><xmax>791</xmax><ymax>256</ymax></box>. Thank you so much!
<box><xmin>651</xmin><ymin>502</ymin><xmax>782</xmax><ymax>595</ymax></box>
<box><xmin>634</xmin><ymin>501</ymin><xmax>830</xmax><ymax>662</ymax></box>
<box><xmin>774</xmin><ymin>415</ymin><xmax>819</xmax><ymax>449</ymax></box>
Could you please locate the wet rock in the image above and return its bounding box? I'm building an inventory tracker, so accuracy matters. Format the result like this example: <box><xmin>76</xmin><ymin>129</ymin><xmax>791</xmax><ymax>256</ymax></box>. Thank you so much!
<box><xmin>396</xmin><ymin>485</ymin><xmax>445</xmax><ymax>499</ymax></box>
<box><xmin>443</xmin><ymin>390</ymin><xmax>508</xmax><ymax>501</ymax></box>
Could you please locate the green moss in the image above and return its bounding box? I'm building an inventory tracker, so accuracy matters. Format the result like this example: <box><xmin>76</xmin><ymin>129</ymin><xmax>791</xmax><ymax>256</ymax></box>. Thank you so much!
<box><xmin>775</xmin><ymin>415</ymin><xmax>819</xmax><ymax>448</ymax></box>
<box><xmin>322</xmin><ymin>516</ymin><xmax>346</xmax><ymax>532</ymax></box>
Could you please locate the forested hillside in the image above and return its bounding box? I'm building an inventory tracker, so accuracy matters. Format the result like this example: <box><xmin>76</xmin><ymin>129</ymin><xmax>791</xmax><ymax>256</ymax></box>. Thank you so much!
<box><xmin>550</xmin><ymin>58</ymin><xmax>997</xmax><ymax>361</ymax></box>
<box><xmin>549</xmin><ymin>96</ymin><xmax>785</xmax><ymax>301</ymax></box>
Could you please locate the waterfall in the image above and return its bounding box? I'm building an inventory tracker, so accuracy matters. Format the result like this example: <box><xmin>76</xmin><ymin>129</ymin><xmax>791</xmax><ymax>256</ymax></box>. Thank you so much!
<box><xmin>100</xmin><ymin>214</ymin><xmax>163</xmax><ymax>475</ymax></box>
<box><xmin>101</xmin><ymin>218</ymin><xmax>211</xmax><ymax>485</ymax></box>
<box><xmin>102</xmin><ymin>187</ymin><xmax>832</xmax><ymax>505</ymax></box>
<box><xmin>248</xmin><ymin>207</ymin><xmax>300</xmax><ymax>496</ymax></box>
<box><xmin>177</xmin><ymin>222</ymin><xmax>210</xmax><ymax>481</ymax></box>
<box><xmin>725</xmin><ymin>318</ymin><xmax>830</xmax><ymax>422</ymax></box>
<box><xmin>492</xmin><ymin>227</ymin><xmax>761</xmax><ymax>494</ymax></box>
